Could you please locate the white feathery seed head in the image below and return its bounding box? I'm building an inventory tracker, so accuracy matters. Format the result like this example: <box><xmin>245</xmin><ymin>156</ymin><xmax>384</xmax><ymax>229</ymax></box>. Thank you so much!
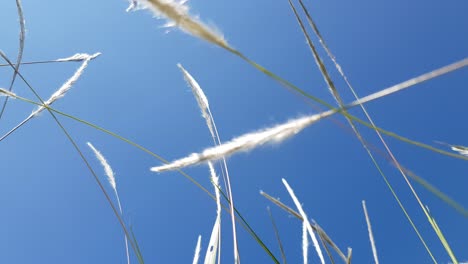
<box><xmin>87</xmin><ymin>142</ymin><xmax>117</xmax><ymax>190</ymax></box>
<box><xmin>32</xmin><ymin>52</ymin><xmax>100</xmax><ymax>117</ymax></box>
<box><xmin>134</xmin><ymin>0</ymin><xmax>231</xmax><ymax>50</ymax></box>
<box><xmin>151</xmin><ymin>113</ymin><xmax>325</xmax><ymax>172</ymax></box>
<box><xmin>0</xmin><ymin>88</ymin><xmax>17</xmax><ymax>98</ymax></box>
<box><xmin>451</xmin><ymin>145</ymin><xmax>468</xmax><ymax>157</ymax></box>
<box><xmin>177</xmin><ymin>63</ymin><xmax>215</xmax><ymax>136</ymax></box>
<box><xmin>56</xmin><ymin>53</ymin><xmax>99</xmax><ymax>62</ymax></box>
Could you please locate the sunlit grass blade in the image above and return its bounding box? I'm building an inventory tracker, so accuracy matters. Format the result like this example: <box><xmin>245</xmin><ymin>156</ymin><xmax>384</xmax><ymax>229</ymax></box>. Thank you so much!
<box><xmin>87</xmin><ymin>142</ymin><xmax>130</xmax><ymax>264</ymax></box>
<box><xmin>289</xmin><ymin>0</ymin><xmax>441</xmax><ymax>260</ymax></box>
<box><xmin>193</xmin><ymin>235</ymin><xmax>202</xmax><ymax>264</ymax></box>
<box><xmin>261</xmin><ymin>190</ymin><xmax>354</xmax><ymax>263</ymax></box>
<box><xmin>0</xmin><ymin>0</ymin><xmax>25</xmax><ymax>121</ymax></box>
<box><xmin>281</xmin><ymin>179</ymin><xmax>324</xmax><ymax>264</ymax></box>
<box><xmin>178</xmin><ymin>64</ymin><xmax>239</xmax><ymax>263</ymax></box>
<box><xmin>362</xmin><ymin>201</ymin><xmax>379</xmax><ymax>264</ymax></box>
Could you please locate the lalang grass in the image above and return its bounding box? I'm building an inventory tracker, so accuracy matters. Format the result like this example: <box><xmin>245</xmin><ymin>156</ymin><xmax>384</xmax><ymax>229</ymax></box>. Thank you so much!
<box><xmin>0</xmin><ymin>0</ymin><xmax>467</xmax><ymax>263</ymax></box>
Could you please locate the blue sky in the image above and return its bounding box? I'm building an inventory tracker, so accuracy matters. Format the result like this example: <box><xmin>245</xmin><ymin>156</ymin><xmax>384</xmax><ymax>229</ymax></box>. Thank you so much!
<box><xmin>0</xmin><ymin>0</ymin><xmax>467</xmax><ymax>263</ymax></box>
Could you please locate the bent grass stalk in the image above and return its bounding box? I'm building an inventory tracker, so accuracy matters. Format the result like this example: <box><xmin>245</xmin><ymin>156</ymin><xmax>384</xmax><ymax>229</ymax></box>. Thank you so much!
<box><xmin>288</xmin><ymin>1</ymin><xmax>444</xmax><ymax>261</ymax></box>
<box><xmin>177</xmin><ymin>64</ymin><xmax>239</xmax><ymax>263</ymax></box>
<box><xmin>0</xmin><ymin>0</ymin><xmax>25</xmax><ymax>121</ymax></box>
<box><xmin>87</xmin><ymin>142</ymin><xmax>131</xmax><ymax>264</ymax></box>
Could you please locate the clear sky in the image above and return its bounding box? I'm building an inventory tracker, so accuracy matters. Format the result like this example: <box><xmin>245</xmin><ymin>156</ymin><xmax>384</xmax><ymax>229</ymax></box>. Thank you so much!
<box><xmin>0</xmin><ymin>0</ymin><xmax>467</xmax><ymax>263</ymax></box>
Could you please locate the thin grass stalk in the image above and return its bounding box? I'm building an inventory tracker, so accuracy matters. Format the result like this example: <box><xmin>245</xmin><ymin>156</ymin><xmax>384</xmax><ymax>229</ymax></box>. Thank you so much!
<box><xmin>3</xmin><ymin>80</ymin><xmax>468</xmax><ymax>222</ymax></box>
<box><xmin>0</xmin><ymin>52</ymin><xmax>145</xmax><ymax>264</ymax></box>
<box><xmin>362</xmin><ymin>201</ymin><xmax>379</xmax><ymax>264</ymax></box>
<box><xmin>296</xmin><ymin>2</ymin><xmax>458</xmax><ymax>259</ymax></box>
<box><xmin>5</xmin><ymin>87</ymin><xmax>468</xmax><ymax>218</ymax></box>
<box><xmin>0</xmin><ymin>53</ymin><xmax>97</xmax><ymax>67</ymax></box>
<box><xmin>267</xmin><ymin>207</ymin><xmax>287</xmax><ymax>264</ymax></box>
<box><xmin>290</xmin><ymin>1</ymin><xmax>439</xmax><ymax>260</ymax></box>
<box><xmin>261</xmin><ymin>191</ymin><xmax>348</xmax><ymax>263</ymax></box>
<box><xmin>0</xmin><ymin>0</ymin><xmax>25</xmax><ymax>121</ymax></box>
<box><xmin>2</xmin><ymin>56</ymin><xmax>464</xmax><ymax>262</ymax></box>
<box><xmin>1</xmin><ymin>77</ymin><xmax>282</xmax><ymax>264</ymax></box>
<box><xmin>87</xmin><ymin>142</ymin><xmax>130</xmax><ymax>264</ymax></box>
<box><xmin>178</xmin><ymin>64</ymin><xmax>239</xmax><ymax>263</ymax></box>
<box><xmin>281</xmin><ymin>179</ymin><xmax>325</xmax><ymax>264</ymax></box>
<box><xmin>193</xmin><ymin>235</ymin><xmax>202</xmax><ymax>264</ymax></box>
<box><xmin>315</xmin><ymin>224</ymin><xmax>336</xmax><ymax>264</ymax></box>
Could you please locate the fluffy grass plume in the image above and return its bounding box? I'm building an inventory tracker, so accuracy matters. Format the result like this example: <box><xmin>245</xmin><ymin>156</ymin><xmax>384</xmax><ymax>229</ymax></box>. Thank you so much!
<box><xmin>134</xmin><ymin>0</ymin><xmax>231</xmax><ymax>50</ymax></box>
<box><xmin>0</xmin><ymin>52</ymin><xmax>100</xmax><ymax>143</ymax></box>
<box><xmin>151</xmin><ymin>113</ymin><xmax>324</xmax><ymax>172</ymax></box>
<box><xmin>32</xmin><ymin>52</ymin><xmax>101</xmax><ymax>116</ymax></box>
<box><xmin>178</xmin><ymin>64</ymin><xmax>239</xmax><ymax>263</ymax></box>
<box><xmin>0</xmin><ymin>88</ymin><xmax>17</xmax><ymax>98</ymax></box>
<box><xmin>152</xmin><ymin>58</ymin><xmax>468</xmax><ymax>172</ymax></box>
<box><xmin>282</xmin><ymin>178</ymin><xmax>325</xmax><ymax>264</ymax></box>
<box><xmin>87</xmin><ymin>142</ymin><xmax>130</xmax><ymax>264</ymax></box>
<box><xmin>193</xmin><ymin>235</ymin><xmax>202</xmax><ymax>264</ymax></box>
<box><xmin>362</xmin><ymin>201</ymin><xmax>379</xmax><ymax>264</ymax></box>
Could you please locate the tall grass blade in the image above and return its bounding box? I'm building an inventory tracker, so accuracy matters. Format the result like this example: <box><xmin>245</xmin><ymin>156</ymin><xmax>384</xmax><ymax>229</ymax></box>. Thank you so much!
<box><xmin>362</xmin><ymin>201</ymin><xmax>379</xmax><ymax>264</ymax></box>
<box><xmin>193</xmin><ymin>235</ymin><xmax>202</xmax><ymax>264</ymax></box>
<box><xmin>290</xmin><ymin>0</ymin><xmax>439</xmax><ymax>260</ymax></box>
<box><xmin>87</xmin><ymin>142</ymin><xmax>130</xmax><ymax>264</ymax></box>
<box><xmin>178</xmin><ymin>64</ymin><xmax>239</xmax><ymax>263</ymax></box>
<box><xmin>281</xmin><ymin>178</ymin><xmax>325</xmax><ymax>264</ymax></box>
<box><xmin>261</xmin><ymin>190</ymin><xmax>355</xmax><ymax>263</ymax></box>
